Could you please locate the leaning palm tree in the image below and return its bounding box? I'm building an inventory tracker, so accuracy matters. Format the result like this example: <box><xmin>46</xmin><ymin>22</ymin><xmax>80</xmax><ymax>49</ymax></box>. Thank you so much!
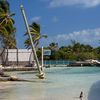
<box><xmin>24</xmin><ymin>22</ymin><xmax>47</xmax><ymax>68</ymax></box>
<box><xmin>24</xmin><ymin>22</ymin><xmax>47</xmax><ymax>49</ymax></box>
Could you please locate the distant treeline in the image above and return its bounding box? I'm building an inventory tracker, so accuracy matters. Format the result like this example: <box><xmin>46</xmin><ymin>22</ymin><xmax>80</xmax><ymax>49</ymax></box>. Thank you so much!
<box><xmin>37</xmin><ymin>41</ymin><xmax>100</xmax><ymax>61</ymax></box>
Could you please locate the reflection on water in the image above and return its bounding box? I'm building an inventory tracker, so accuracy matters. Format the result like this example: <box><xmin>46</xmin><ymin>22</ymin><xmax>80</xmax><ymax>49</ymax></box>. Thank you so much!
<box><xmin>0</xmin><ymin>67</ymin><xmax>100</xmax><ymax>100</ymax></box>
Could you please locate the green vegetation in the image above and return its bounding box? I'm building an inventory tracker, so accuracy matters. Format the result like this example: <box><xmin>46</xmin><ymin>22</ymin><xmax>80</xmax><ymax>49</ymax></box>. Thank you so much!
<box><xmin>38</xmin><ymin>41</ymin><xmax>100</xmax><ymax>61</ymax></box>
<box><xmin>24</xmin><ymin>22</ymin><xmax>47</xmax><ymax>49</ymax></box>
<box><xmin>0</xmin><ymin>0</ymin><xmax>16</xmax><ymax>49</ymax></box>
<box><xmin>0</xmin><ymin>0</ymin><xmax>16</xmax><ymax>65</ymax></box>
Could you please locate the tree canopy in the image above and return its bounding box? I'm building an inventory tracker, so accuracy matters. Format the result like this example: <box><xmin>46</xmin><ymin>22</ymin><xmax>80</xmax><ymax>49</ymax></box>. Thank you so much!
<box><xmin>24</xmin><ymin>22</ymin><xmax>47</xmax><ymax>49</ymax></box>
<box><xmin>0</xmin><ymin>0</ymin><xmax>16</xmax><ymax>49</ymax></box>
<box><xmin>40</xmin><ymin>41</ymin><xmax>100</xmax><ymax>61</ymax></box>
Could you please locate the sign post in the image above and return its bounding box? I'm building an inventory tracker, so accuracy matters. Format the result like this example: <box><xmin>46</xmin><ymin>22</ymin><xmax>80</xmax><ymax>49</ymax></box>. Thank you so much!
<box><xmin>43</xmin><ymin>49</ymin><xmax>51</xmax><ymax>56</ymax></box>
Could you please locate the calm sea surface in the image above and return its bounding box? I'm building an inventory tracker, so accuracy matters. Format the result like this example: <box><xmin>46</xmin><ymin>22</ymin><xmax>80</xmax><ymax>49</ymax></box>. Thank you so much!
<box><xmin>0</xmin><ymin>67</ymin><xmax>100</xmax><ymax>100</ymax></box>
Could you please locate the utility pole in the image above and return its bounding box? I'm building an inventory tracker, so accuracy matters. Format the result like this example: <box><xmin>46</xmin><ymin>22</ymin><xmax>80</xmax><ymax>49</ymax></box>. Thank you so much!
<box><xmin>20</xmin><ymin>5</ymin><xmax>44</xmax><ymax>79</ymax></box>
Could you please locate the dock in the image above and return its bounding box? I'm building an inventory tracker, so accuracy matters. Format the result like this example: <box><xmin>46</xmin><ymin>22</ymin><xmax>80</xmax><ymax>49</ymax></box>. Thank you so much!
<box><xmin>44</xmin><ymin>60</ymin><xmax>100</xmax><ymax>68</ymax></box>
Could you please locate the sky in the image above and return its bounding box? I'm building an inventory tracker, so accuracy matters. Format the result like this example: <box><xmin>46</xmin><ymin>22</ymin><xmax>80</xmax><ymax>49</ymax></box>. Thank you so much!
<box><xmin>8</xmin><ymin>0</ymin><xmax>100</xmax><ymax>48</ymax></box>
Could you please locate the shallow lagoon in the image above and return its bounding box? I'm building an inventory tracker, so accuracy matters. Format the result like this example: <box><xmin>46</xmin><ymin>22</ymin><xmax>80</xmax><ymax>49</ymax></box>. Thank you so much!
<box><xmin>0</xmin><ymin>67</ymin><xmax>100</xmax><ymax>100</ymax></box>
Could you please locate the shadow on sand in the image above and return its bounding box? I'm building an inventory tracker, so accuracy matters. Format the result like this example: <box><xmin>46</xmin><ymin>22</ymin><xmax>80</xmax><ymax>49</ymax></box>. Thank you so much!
<box><xmin>88</xmin><ymin>80</ymin><xmax>100</xmax><ymax>100</ymax></box>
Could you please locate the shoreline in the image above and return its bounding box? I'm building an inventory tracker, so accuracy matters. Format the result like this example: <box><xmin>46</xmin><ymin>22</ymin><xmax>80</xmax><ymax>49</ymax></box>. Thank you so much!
<box><xmin>2</xmin><ymin>64</ymin><xmax>100</xmax><ymax>72</ymax></box>
<box><xmin>3</xmin><ymin>66</ymin><xmax>37</xmax><ymax>71</ymax></box>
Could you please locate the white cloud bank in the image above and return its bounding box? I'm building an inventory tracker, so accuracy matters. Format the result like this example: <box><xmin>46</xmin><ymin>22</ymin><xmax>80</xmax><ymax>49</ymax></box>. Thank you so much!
<box><xmin>55</xmin><ymin>28</ymin><xmax>100</xmax><ymax>46</ymax></box>
<box><xmin>40</xmin><ymin>28</ymin><xmax>100</xmax><ymax>47</ymax></box>
<box><xmin>49</xmin><ymin>0</ymin><xmax>100</xmax><ymax>8</ymax></box>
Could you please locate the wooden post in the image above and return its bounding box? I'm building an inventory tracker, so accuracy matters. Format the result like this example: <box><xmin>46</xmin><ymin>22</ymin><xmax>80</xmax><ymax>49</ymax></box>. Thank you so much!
<box><xmin>42</xmin><ymin>47</ymin><xmax>43</xmax><ymax>67</ymax></box>
<box><xmin>16</xmin><ymin>48</ymin><xmax>19</xmax><ymax>66</ymax></box>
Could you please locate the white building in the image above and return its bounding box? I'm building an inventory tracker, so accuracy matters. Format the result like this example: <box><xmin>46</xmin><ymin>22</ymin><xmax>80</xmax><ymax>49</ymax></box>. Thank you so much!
<box><xmin>0</xmin><ymin>49</ymin><xmax>35</xmax><ymax>66</ymax></box>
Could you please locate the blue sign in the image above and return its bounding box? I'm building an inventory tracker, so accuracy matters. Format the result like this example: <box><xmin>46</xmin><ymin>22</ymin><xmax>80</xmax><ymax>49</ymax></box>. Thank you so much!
<box><xmin>43</xmin><ymin>49</ymin><xmax>51</xmax><ymax>56</ymax></box>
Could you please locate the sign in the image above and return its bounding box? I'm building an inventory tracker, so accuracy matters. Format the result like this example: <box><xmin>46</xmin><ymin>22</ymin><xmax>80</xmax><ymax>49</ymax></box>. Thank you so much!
<box><xmin>43</xmin><ymin>49</ymin><xmax>51</xmax><ymax>56</ymax></box>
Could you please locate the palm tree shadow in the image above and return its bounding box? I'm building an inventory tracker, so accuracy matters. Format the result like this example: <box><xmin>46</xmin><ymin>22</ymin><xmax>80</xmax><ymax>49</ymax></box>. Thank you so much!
<box><xmin>88</xmin><ymin>80</ymin><xmax>100</xmax><ymax>100</ymax></box>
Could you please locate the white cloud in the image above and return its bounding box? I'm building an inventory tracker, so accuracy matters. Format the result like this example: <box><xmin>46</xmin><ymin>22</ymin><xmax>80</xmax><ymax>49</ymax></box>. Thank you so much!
<box><xmin>49</xmin><ymin>0</ymin><xmax>100</xmax><ymax>8</ymax></box>
<box><xmin>55</xmin><ymin>28</ymin><xmax>100</xmax><ymax>46</ymax></box>
<box><xmin>40</xmin><ymin>27</ymin><xmax>100</xmax><ymax>47</ymax></box>
<box><xmin>31</xmin><ymin>16</ymin><xmax>41</xmax><ymax>22</ymax></box>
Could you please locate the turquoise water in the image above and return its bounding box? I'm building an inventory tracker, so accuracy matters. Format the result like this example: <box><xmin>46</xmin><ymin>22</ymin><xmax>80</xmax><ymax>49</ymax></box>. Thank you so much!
<box><xmin>43</xmin><ymin>60</ymin><xmax>70</xmax><ymax>65</ymax></box>
<box><xmin>0</xmin><ymin>67</ymin><xmax>100</xmax><ymax>100</ymax></box>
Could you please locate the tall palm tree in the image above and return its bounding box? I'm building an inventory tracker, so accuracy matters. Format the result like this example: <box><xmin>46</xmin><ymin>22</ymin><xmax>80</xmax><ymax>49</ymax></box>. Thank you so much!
<box><xmin>49</xmin><ymin>42</ymin><xmax>59</xmax><ymax>51</ymax></box>
<box><xmin>0</xmin><ymin>0</ymin><xmax>16</xmax><ymax>65</ymax></box>
<box><xmin>24</xmin><ymin>22</ymin><xmax>47</xmax><ymax>49</ymax></box>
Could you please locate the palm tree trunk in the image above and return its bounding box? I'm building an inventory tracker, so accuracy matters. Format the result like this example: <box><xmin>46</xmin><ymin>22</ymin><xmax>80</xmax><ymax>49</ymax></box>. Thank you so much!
<box><xmin>0</xmin><ymin>48</ymin><xmax>5</xmax><ymax>66</ymax></box>
<box><xmin>4</xmin><ymin>47</ymin><xmax>8</xmax><ymax>66</ymax></box>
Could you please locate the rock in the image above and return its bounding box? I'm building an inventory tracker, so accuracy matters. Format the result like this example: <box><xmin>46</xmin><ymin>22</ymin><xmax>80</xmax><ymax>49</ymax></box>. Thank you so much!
<box><xmin>9</xmin><ymin>76</ymin><xmax>19</xmax><ymax>81</ymax></box>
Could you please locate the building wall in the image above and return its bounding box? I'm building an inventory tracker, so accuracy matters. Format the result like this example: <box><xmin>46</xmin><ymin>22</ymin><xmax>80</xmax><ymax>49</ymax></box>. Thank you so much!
<box><xmin>4</xmin><ymin>49</ymin><xmax>34</xmax><ymax>66</ymax></box>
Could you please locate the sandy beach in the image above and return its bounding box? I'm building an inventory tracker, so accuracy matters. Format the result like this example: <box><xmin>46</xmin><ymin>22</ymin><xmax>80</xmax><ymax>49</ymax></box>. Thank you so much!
<box><xmin>0</xmin><ymin>67</ymin><xmax>100</xmax><ymax>100</ymax></box>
